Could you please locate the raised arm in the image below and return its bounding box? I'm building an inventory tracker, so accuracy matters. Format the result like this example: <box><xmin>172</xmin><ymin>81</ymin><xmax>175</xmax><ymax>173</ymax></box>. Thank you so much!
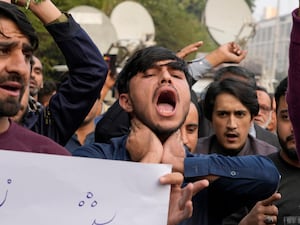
<box><xmin>188</xmin><ymin>42</ymin><xmax>247</xmax><ymax>80</ymax></box>
<box><xmin>12</xmin><ymin>0</ymin><xmax>108</xmax><ymax>145</ymax></box>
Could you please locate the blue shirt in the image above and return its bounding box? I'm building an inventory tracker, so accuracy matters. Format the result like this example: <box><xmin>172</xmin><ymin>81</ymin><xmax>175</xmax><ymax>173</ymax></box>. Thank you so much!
<box><xmin>64</xmin><ymin>132</ymin><xmax>95</xmax><ymax>154</ymax></box>
<box><xmin>73</xmin><ymin>135</ymin><xmax>280</xmax><ymax>225</ymax></box>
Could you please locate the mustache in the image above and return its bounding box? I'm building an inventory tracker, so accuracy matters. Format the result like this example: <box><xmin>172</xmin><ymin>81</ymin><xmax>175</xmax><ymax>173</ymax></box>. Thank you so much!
<box><xmin>286</xmin><ymin>135</ymin><xmax>295</xmax><ymax>142</ymax></box>
<box><xmin>0</xmin><ymin>73</ymin><xmax>25</xmax><ymax>84</ymax></box>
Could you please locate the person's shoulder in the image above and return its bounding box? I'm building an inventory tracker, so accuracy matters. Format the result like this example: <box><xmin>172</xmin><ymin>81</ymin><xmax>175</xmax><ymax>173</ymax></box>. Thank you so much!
<box><xmin>73</xmin><ymin>135</ymin><xmax>128</xmax><ymax>159</ymax></box>
<box><xmin>249</xmin><ymin>135</ymin><xmax>278</xmax><ymax>154</ymax></box>
<box><xmin>8</xmin><ymin>121</ymin><xmax>70</xmax><ymax>156</ymax></box>
<box><xmin>254</xmin><ymin>124</ymin><xmax>280</xmax><ymax>148</ymax></box>
<box><xmin>195</xmin><ymin>135</ymin><xmax>214</xmax><ymax>154</ymax></box>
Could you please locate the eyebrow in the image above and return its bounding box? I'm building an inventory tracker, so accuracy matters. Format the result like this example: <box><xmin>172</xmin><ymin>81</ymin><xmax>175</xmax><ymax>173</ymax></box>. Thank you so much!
<box><xmin>22</xmin><ymin>42</ymin><xmax>34</xmax><ymax>53</ymax></box>
<box><xmin>0</xmin><ymin>39</ymin><xmax>33</xmax><ymax>51</ymax></box>
<box><xmin>279</xmin><ymin>109</ymin><xmax>288</xmax><ymax>114</ymax></box>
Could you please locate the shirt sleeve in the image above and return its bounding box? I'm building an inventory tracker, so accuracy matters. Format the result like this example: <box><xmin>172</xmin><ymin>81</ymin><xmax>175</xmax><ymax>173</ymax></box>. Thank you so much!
<box><xmin>188</xmin><ymin>57</ymin><xmax>212</xmax><ymax>80</ymax></box>
<box><xmin>43</xmin><ymin>15</ymin><xmax>108</xmax><ymax>145</ymax></box>
<box><xmin>184</xmin><ymin>153</ymin><xmax>280</xmax><ymax>218</ymax></box>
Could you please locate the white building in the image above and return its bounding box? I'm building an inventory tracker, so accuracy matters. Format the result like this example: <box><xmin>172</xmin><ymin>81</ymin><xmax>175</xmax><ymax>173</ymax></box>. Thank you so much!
<box><xmin>244</xmin><ymin>12</ymin><xmax>292</xmax><ymax>92</ymax></box>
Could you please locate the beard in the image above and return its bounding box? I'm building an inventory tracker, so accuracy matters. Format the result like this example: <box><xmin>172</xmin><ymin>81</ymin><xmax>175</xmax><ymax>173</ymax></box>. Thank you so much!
<box><xmin>0</xmin><ymin>73</ymin><xmax>25</xmax><ymax>117</ymax></box>
<box><xmin>278</xmin><ymin>134</ymin><xmax>299</xmax><ymax>161</ymax></box>
<box><xmin>0</xmin><ymin>96</ymin><xmax>21</xmax><ymax>117</ymax></box>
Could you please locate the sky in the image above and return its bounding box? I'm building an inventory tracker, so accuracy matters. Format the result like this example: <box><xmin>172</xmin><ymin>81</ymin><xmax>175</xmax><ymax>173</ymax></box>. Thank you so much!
<box><xmin>253</xmin><ymin>0</ymin><xmax>298</xmax><ymax>20</ymax></box>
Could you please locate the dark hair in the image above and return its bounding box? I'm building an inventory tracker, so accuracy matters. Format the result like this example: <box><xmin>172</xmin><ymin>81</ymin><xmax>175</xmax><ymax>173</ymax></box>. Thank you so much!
<box><xmin>38</xmin><ymin>80</ymin><xmax>57</xmax><ymax>99</ymax></box>
<box><xmin>274</xmin><ymin>77</ymin><xmax>288</xmax><ymax>113</ymax></box>
<box><xmin>0</xmin><ymin>2</ymin><xmax>39</xmax><ymax>51</ymax></box>
<box><xmin>116</xmin><ymin>46</ymin><xmax>192</xmax><ymax>94</ymax></box>
<box><xmin>204</xmin><ymin>78</ymin><xmax>259</xmax><ymax>121</ymax></box>
<box><xmin>214</xmin><ymin>66</ymin><xmax>257</xmax><ymax>89</ymax></box>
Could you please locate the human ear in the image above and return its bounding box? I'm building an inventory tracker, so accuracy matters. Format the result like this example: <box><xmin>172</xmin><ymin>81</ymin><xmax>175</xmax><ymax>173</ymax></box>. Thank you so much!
<box><xmin>119</xmin><ymin>93</ymin><xmax>133</xmax><ymax>112</ymax></box>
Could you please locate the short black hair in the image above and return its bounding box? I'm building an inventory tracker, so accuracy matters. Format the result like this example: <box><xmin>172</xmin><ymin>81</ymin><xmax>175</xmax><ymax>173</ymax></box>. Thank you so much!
<box><xmin>116</xmin><ymin>46</ymin><xmax>192</xmax><ymax>94</ymax></box>
<box><xmin>274</xmin><ymin>77</ymin><xmax>288</xmax><ymax>113</ymax></box>
<box><xmin>0</xmin><ymin>2</ymin><xmax>39</xmax><ymax>51</ymax></box>
<box><xmin>214</xmin><ymin>66</ymin><xmax>257</xmax><ymax>89</ymax></box>
<box><xmin>204</xmin><ymin>78</ymin><xmax>259</xmax><ymax>121</ymax></box>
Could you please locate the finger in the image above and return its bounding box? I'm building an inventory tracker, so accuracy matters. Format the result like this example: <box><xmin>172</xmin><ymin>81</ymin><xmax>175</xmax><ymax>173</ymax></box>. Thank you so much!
<box><xmin>264</xmin><ymin>215</ymin><xmax>277</xmax><ymax>224</ymax></box>
<box><xmin>261</xmin><ymin>193</ymin><xmax>281</xmax><ymax>206</ymax></box>
<box><xmin>186</xmin><ymin>41</ymin><xmax>203</xmax><ymax>49</ymax></box>
<box><xmin>181</xmin><ymin>200</ymin><xmax>193</xmax><ymax>219</ymax></box>
<box><xmin>160</xmin><ymin>172</ymin><xmax>183</xmax><ymax>185</ymax></box>
<box><xmin>238</xmin><ymin>50</ymin><xmax>247</xmax><ymax>58</ymax></box>
<box><xmin>178</xmin><ymin>183</ymin><xmax>194</xmax><ymax>210</ymax></box>
<box><xmin>191</xmin><ymin>179</ymin><xmax>209</xmax><ymax>196</ymax></box>
<box><xmin>177</xmin><ymin>41</ymin><xmax>204</xmax><ymax>58</ymax></box>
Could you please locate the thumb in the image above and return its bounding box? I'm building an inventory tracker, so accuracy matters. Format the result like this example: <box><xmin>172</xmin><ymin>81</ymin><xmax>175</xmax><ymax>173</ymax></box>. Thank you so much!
<box><xmin>261</xmin><ymin>192</ymin><xmax>281</xmax><ymax>206</ymax></box>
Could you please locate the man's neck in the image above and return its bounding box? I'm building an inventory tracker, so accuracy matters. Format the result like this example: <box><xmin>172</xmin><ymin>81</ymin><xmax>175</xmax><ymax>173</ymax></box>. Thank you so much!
<box><xmin>0</xmin><ymin>117</ymin><xmax>10</xmax><ymax>134</ymax></box>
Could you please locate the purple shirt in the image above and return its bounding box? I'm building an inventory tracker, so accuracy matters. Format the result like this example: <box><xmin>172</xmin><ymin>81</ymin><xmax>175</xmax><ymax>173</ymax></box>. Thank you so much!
<box><xmin>287</xmin><ymin>9</ymin><xmax>300</xmax><ymax>158</ymax></box>
<box><xmin>0</xmin><ymin>120</ymin><xmax>70</xmax><ymax>156</ymax></box>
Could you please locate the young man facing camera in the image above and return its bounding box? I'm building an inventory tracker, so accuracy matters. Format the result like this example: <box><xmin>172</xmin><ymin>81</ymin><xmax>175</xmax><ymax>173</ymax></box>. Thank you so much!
<box><xmin>196</xmin><ymin>78</ymin><xmax>278</xmax><ymax>156</ymax></box>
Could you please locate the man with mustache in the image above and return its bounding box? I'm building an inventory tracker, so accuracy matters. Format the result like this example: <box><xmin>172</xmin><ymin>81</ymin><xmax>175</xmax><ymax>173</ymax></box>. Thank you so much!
<box><xmin>29</xmin><ymin>56</ymin><xmax>43</xmax><ymax>102</ymax></box>
<box><xmin>4</xmin><ymin>0</ymin><xmax>109</xmax><ymax>147</ymax></box>
<box><xmin>254</xmin><ymin>86</ymin><xmax>273</xmax><ymax>130</ymax></box>
<box><xmin>73</xmin><ymin>46</ymin><xmax>280</xmax><ymax>225</ymax></box>
<box><xmin>196</xmin><ymin>77</ymin><xmax>278</xmax><ymax>157</ymax></box>
<box><xmin>0</xmin><ymin>0</ymin><xmax>70</xmax><ymax>155</ymax></box>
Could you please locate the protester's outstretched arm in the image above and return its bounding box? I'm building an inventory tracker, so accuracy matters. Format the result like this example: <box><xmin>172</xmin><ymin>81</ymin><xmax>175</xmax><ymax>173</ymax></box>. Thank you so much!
<box><xmin>188</xmin><ymin>42</ymin><xmax>247</xmax><ymax>80</ymax></box>
<box><xmin>205</xmin><ymin>42</ymin><xmax>247</xmax><ymax>67</ymax></box>
<box><xmin>160</xmin><ymin>172</ymin><xmax>209</xmax><ymax>225</ymax></box>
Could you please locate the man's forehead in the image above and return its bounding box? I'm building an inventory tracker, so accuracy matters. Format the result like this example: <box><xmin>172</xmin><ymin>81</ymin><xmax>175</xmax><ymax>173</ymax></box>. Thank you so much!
<box><xmin>0</xmin><ymin>17</ymin><xmax>29</xmax><ymax>41</ymax></box>
<box><xmin>154</xmin><ymin>59</ymin><xmax>176</xmax><ymax>67</ymax></box>
<box><xmin>149</xmin><ymin>60</ymin><xmax>186</xmax><ymax>71</ymax></box>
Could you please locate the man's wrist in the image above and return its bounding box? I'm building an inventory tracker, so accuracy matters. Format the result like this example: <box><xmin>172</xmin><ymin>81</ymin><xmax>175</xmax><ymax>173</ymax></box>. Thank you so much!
<box><xmin>29</xmin><ymin>0</ymin><xmax>62</xmax><ymax>24</ymax></box>
<box><xmin>48</xmin><ymin>12</ymin><xmax>68</xmax><ymax>24</ymax></box>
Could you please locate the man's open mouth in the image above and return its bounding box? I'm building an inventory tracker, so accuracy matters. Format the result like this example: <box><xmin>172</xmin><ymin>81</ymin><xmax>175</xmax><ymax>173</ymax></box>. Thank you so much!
<box><xmin>157</xmin><ymin>90</ymin><xmax>176</xmax><ymax>114</ymax></box>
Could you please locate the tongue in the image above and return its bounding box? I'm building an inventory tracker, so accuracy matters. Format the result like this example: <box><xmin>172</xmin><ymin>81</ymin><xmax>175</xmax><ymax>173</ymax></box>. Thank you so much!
<box><xmin>157</xmin><ymin>103</ymin><xmax>174</xmax><ymax>113</ymax></box>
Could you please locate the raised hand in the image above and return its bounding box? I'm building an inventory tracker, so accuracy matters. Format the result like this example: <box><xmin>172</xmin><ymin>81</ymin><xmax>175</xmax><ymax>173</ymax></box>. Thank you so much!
<box><xmin>176</xmin><ymin>41</ymin><xmax>204</xmax><ymax>59</ymax></box>
<box><xmin>160</xmin><ymin>172</ymin><xmax>209</xmax><ymax>225</ymax></box>
<box><xmin>205</xmin><ymin>41</ymin><xmax>247</xmax><ymax>67</ymax></box>
<box><xmin>238</xmin><ymin>193</ymin><xmax>281</xmax><ymax>225</ymax></box>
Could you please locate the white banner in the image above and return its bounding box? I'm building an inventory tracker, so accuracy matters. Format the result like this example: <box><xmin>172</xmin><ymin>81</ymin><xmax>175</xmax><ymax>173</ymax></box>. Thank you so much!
<box><xmin>0</xmin><ymin>150</ymin><xmax>171</xmax><ymax>225</ymax></box>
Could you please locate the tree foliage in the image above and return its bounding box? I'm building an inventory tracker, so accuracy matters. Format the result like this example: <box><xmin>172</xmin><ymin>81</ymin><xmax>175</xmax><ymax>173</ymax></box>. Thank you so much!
<box><xmin>24</xmin><ymin>0</ymin><xmax>254</xmax><ymax>77</ymax></box>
